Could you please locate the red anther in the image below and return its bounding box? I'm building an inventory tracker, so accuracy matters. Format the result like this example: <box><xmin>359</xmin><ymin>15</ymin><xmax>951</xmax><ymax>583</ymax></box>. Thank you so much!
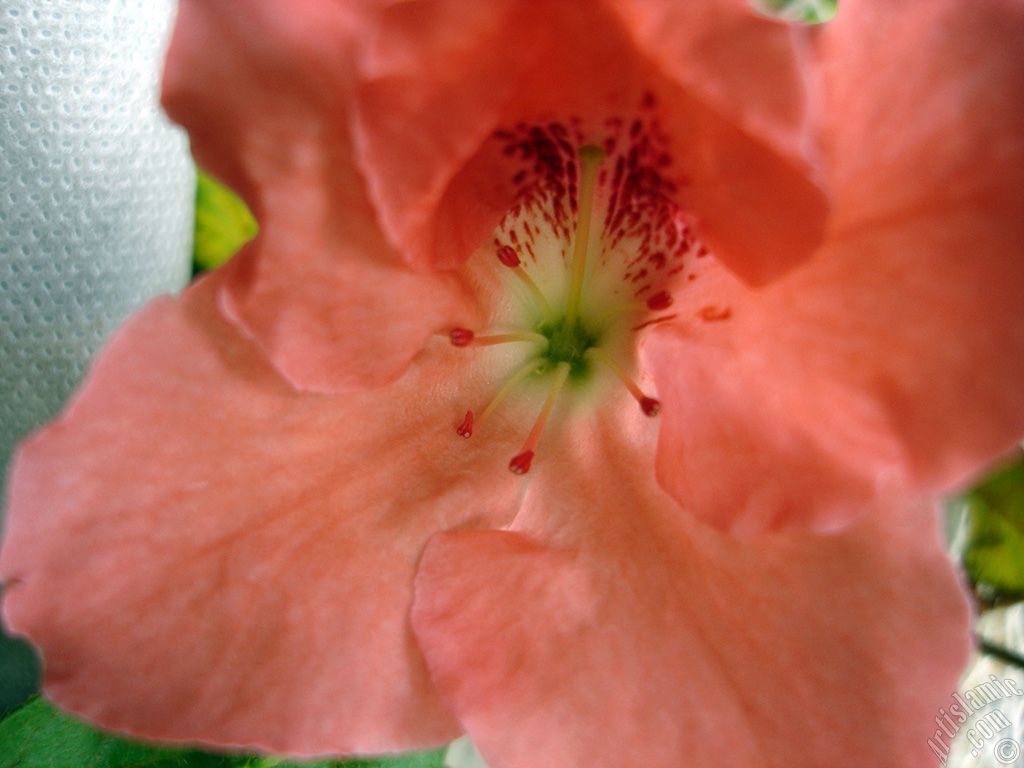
<box><xmin>640</xmin><ymin>397</ymin><xmax>661</xmax><ymax>417</ymax></box>
<box><xmin>496</xmin><ymin>245</ymin><xmax>521</xmax><ymax>268</ymax></box>
<box><xmin>508</xmin><ymin>450</ymin><xmax>535</xmax><ymax>475</ymax></box>
<box><xmin>646</xmin><ymin>291</ymin><xmax>672</xmax><ymax>311</ymax></box>
<box><xmin>457</xmin><ymin>411</ymin><xmax>474</xmax><ymax>438</ymax></box>
<box><xmin>450</xmin><ymin>328</ymin><xmax>475</xmax><ymax>347</ymax></box>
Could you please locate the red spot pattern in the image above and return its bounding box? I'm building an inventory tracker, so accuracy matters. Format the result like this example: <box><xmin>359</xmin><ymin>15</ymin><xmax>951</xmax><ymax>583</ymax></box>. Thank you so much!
<box><xmin>698</xmin><ymin>306</ymin><xmax>732</xmax><ymax>322</ymax></box>
<box><xmin>491</xmin><ymin>94</ymin><xmax>715</xmax><ymax>323</ymax></box>
<box><xmin>646</xmin><ymin>291</ymin><xmax>673</xmax><ymax>311</ymax></box>
<box><xmin>631</xmin><ymin>314</ymin><xmax>679</xmax><ymax>333</ymax></box>
<box><xmin>493</xmin><ymin>122</ymin><xmax>582</xmax><ymax>260</ymax></box>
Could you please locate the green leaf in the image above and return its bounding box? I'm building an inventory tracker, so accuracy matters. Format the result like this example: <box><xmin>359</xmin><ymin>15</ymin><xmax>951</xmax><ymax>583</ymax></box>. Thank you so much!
<box><xmin>193</xmin><ymin>170</ymin><xmax>258</xmax><ymax>273</ymax></box>
<box><xmin>756</xmin><ymin>0</ymin><xmax>836</xmax><ymax>23</ymax></box>
<box><xmin>961</xmin><ymin>449</ymin><xmax>1024</xmax><ymax>598</ymax></box>
<box><xmin>243</xmin><ymin>750</ymin><xmax>448</xmax><ymax>768</ymax></box>
<box><xmin>0</xmin><ymin>631</ymin><xmax>39</xmax><ymax>716</ymax></box>
<box><xmin>0</xmin><ymin>697</ymin><xmax>234</xmax><ymax>768</ymax></box>
<box><xmin>0</xmin><ymin>697</ymin><xmax>447</xmax><ymax>768</ymax></box>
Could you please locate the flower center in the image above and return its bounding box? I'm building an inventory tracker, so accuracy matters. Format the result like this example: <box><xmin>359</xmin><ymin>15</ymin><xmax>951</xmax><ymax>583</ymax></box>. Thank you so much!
<box><xmin>536</xmin><ymin>315</ymin><xmax>598</xmax><ymax>378</ymax></box>
<box><xmin>448</xmin><ymin>115</ymin><xmax>702</xmax><ymax>475</ymax></box>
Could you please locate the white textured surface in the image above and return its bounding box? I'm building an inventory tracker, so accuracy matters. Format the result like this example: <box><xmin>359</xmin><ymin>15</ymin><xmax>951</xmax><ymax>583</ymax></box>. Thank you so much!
<box><xmin>445</xmin><ymin>736</ymin><xmax>492</xmax><ymax>768</ymax></box>
<box><xmin>947</xmin><ymin>607</ymin><xmax>1024</xmax><ymax>767</ymax></box>
<box><xmin>0</xmin><ymin>0</ymin><xmax>194</xmax><ymax>481</ymax></box>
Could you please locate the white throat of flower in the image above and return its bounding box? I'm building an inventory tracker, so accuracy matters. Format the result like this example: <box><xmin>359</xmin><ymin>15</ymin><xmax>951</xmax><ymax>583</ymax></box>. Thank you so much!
<box><xmin>448</xmin><ymin>144</ymin><xmax>670</xmax><ymax>475</ymax></box>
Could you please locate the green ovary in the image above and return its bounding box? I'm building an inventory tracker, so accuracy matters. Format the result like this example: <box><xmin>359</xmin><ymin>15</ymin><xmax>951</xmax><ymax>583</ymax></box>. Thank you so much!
<box><xmin>536</xmin><ymin>315</ymin><xmax>600</xmax><ymax>382</ymax></box>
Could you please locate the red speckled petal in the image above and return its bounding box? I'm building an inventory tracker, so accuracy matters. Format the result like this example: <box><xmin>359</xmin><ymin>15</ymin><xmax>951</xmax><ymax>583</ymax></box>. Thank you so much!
<box><xmin>605</xmin><ymin>0</ymin><xmax>817</xmax><ymax>161</ymax></box>
<box><xmin>646</xmin><ymin>0</ymin><xmax>1024</xmax><ymax>533</ymax></box>
<box><xmin>0</xmin><ymin>276</ymin><xmax>525</xmax><ymax>756</ymax></box>
<box><xmin>354</xmin><ymin>0</ymin><xmax>827</xmax><ymax>284</ymax></box>
<box><xmin>602</xmin><ymin>0</ymin><xmax>828</xmax><ymax>283</ymax></box>
<box><xmin>163</xmin><ymin>0</ymin><xmax>831</xmax><ymax>391</ymax></box>
<box><xmin>412</xmin><ymin>412</ymin><xmax>970</xmax><ymax>768</ymax></box>
<box><xmin>352</xmin><ymin>0</ymin><xmax>536</xmax><ymax>271</ymax></box>
<box><xmin>162</xmin><ymin>0</ymin><xmax>478</xmax><ymax>393</ymax></box>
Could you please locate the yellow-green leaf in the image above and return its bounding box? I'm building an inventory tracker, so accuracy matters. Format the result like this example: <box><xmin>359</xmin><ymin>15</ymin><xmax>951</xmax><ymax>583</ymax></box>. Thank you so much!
<box><xmin>193</xmin><ymin>170</ymin><xmax>258</xmax><ymax>272</ymax></box>
<box><xmin>963</xmin><ymin>450</ymin><xmax>1024</xmax><ymax>598</ymax></box>
<box><xmin>0</xmin><ymin>697</ymin><xmax>447</xmax><ymax>768</ymax></box>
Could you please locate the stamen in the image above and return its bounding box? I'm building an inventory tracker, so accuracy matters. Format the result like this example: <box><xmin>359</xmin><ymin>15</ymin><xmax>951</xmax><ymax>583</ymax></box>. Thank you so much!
<box><xmin>509</xmin><ymin>361</ymin><xmax>571</xmax><ymax>475</ymax></box>
<box><xmin>496</xmin><ymin>245</ymin><xmax>521</xmax><ymax>267</ymax></box>
<box><xmin>451</xmin><ymin>329</ymin><xmax>547</xmax><ymax>349</ymax></box>
<box><xmin>584</xmin><ymin>348</ymin><xmax>660</xmax><ymax>417</ymax></box>
<box><xmin>509</xmin><ymin>450</ymin><xmax>534</xmax><ymax>475</ymax></box>
<box><xmin>475</xmin><ymin>358</ymin><xmax>545</xmax><ymax>429</ymax></box>
<box><xmin>564</xmin><ymin>145</ymin><xmax>606</xmax><ymax>326</ymax></box>
<box><xmin>640</xmin><ymin>396</ymin><xmax>661</xmax><ymax>417</ymax></box>
<box><xmin>496</xmin><ymin>246</ymin><xmax>553</xmax><ymax>317</ymax></box>
<box><xmin>450</xmin><ymin>328</ymin><xmax>475</xmax><ymax>347</ymax></box>
<box><xmin>457</xmin><ymin>411</ymin><xmax>474</xmax><ymax>438</ymax></box>
<box><xmin>470</xmin><ymin>332</ymin><xmax>548</xmax><ymax>348</ymax></box>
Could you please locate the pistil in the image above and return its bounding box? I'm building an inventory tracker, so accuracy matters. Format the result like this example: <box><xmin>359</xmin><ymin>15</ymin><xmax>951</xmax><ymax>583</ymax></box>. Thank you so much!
<box><xmin>564</xmin><ymin>145</ymin><xmax>606</xmax><ymax>326</ymax></box>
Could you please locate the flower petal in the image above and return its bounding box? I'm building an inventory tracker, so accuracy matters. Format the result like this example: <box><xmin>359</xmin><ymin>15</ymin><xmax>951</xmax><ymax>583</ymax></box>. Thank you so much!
<box><xmin>821</xmin><ymin>0</ymin><xmax>1024</xmax><ymax>232</ymax></box>
<box><xmin>354</xmin><ymin>0</ymin><xmax>827</xmax><ymax>284</ymax></box>
<box><xmin>162</xmin><ymin>0</ymin><xmax>477</xmax><ymax>393</ymax></box>
<box><xmin>0</xmin><ymin>276</ymin><xmax>524</xmax><ymax>755</ymax></box>
<box><xmin>647</xmin><ymin>0</ymin><xmax>1024</xmax><ymax>532</ymax></box>
<box><xmin>163</xmin><ymin>0</ymin><xmax>831</xmax><ymax>393</ymax></box>
<box><xmin>352</xmin><ymin>0</ymin><xmax>538</xmax><ymax>272</ymax></box>
<box><xmin>605</xmin><ymin>0</ymin><xmax>816</xmax><ymax>161</ymax></box>
<box><xmin>412</xmin><ymin>417</ymin><xmax>970</xmax><ymax>768</ymax></box>
<box><xmin>216</xmin><ymin>226</ymin><xmax>477</xmax><ymax>395</ymax></box>
<box><xmin>602</xmin><ymin>0</ymin><xmax>828</xmax><ymax>283</ymax></box>
<box><xmin>160</xmin><ymin>0</ymin><xmax>380</xmax><ymax>210</ymax></box>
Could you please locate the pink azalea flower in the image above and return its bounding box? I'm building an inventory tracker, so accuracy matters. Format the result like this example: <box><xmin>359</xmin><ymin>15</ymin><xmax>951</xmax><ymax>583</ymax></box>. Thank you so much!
<box><xmin>2</xmin><ymin>1</ymin><xmax>1023</xmax><ymax>766</ymax></box>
